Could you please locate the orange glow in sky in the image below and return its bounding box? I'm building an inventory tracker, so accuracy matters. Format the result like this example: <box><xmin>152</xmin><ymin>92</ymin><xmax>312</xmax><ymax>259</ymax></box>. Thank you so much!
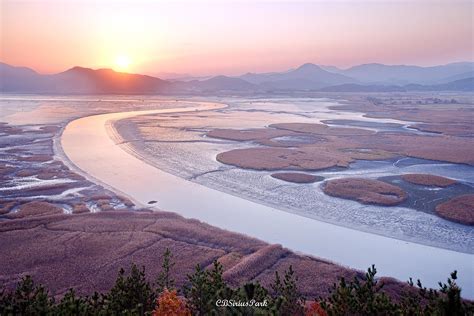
<box><xmin>114</xmin><ymin>55</ymin><xmax>131</xmax><ymax>72</ymax></box>
<box><xmin>0</xmin><ymin>0</ymin><xmax>472</xmax><ymax>76</ymax></box>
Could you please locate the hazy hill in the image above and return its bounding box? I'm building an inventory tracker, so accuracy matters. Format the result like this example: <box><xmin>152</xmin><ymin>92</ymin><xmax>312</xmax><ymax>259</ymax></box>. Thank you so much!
<box><xmin>437</xmin><ymin>70</ymin><xmax>474</xmax><ymax>83</ymax></box>
<box><xmin>1</xmin><ymin>61</ymin><xmax>473</xmax><ymax>94</ymax></box>
<box><xmin>238</xmin><ymin>62</ymin><xmax>474</xmax><ymax>89</ymax></box>
<box><xmin>319</xmin><ymin>83</ymin><xmax>404</xmax><ymax>92</ymax></box>
<box><xmin>0</xmin><ymin>62</ymin><xmax>43</xmax><ymax>91</ymax></box>
<box><xmin>51</xmin><ymin>67</ymin><xmax>170</xmax><ymax>94</ymax></box>
<box><xmin>320</xmin><ymin>77</ymin><xmax>474</xmax><ymax>92</ymax></box>
<box><xmin>0</xmin><ymin>64</ymin><xmax>170</xmax><ymax>94</ymax></box>
<box><xmin>239</xmin><ymin>71</ymin><xmax>283</xmax><ymax>84</ymax></box>
<box><xmin>319</xmin><ymin>65</ymin><xmax>343</xmax><ymax>73</ymax></box>
<box><xmin>174</xmin><ymin>75</ymin><xmax>257</xmax><ymax>92</ymax></box>
<box><xmin>334</xmin><ymin>62</ymin><xmax>474</xmax><ymax>85</ymax></box>
<box><xmin>408</xmin><ymin>77</ymin><xmax>474</xmax><ymax>92</ymax></box>
<box><xmin>240</xmin><ymin>63</ymin><xmax>355</xmax><ymax>90</ymax></box>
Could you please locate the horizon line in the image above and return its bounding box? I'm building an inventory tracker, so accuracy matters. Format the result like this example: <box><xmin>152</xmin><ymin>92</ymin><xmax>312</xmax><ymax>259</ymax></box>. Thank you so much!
<box><xmin>2</xmin><ymin>59</ymin><xmax>473</xmax><ymax>78</ymax></box>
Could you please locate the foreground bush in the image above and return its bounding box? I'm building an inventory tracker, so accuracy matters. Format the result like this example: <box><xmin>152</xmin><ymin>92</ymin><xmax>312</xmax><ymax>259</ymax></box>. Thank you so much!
<box><xmin>0</xmin><ymin>249</ymin><xmax>472</xmax><ymax>315</ymax></box>
<box><xmin>152</xmin><ymin>289</ymin><xmax>190</xmax><ymax>316</ymax></box>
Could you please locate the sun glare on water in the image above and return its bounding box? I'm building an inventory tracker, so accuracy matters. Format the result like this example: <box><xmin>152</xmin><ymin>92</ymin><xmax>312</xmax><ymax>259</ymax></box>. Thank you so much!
<box><xmin>114</xmin><ymin>55</ymin><xmax>131</xmax><ymax>72</ymax></box>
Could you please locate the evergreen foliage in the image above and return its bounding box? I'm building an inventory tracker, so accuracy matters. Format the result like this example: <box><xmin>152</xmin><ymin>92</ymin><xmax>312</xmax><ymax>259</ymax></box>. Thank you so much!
<box><xmin>0</xmin><ymin>250</ymin><xmax>472</xmax><ymax>315</ymax></box>
<box><xmin>156</xmin><ymin>248</ymin><xmax>175</xmax><ymax>294</ymax></box>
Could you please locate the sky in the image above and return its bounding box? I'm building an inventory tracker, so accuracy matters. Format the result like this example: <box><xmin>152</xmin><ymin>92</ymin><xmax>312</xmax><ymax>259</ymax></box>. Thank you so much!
<box><xmin>1</xmin><ymin>0</ymin><xmax>473</xmax><ymax>76</ymax></box>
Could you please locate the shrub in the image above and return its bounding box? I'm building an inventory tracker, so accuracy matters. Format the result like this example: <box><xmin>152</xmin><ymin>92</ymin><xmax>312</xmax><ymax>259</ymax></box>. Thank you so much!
<box><xmin>152</xmin><ymin>289</ymin><xmax>190</xmax><ymax>316</ymax></box>
<box><xmin>305</xmin><ymin>302</ymin><xmax>327</xmax><ymax>316</ymax></box>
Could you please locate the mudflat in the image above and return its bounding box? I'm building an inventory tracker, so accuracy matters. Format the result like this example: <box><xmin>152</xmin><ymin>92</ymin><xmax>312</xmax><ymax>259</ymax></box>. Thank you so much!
<box><xmin>0</xmin><ymin>98</ymin><xmax>362</xmax><ymax>299</ymax></box>
<box><xmin>1</xmin><ymin>95</ymin><xmax>473</xmax><ymax>300</ymax></box>
<box><xmin>271</xmin><ymin>172</ymin><xmax>324</xmax><ymax>183</ymax></box>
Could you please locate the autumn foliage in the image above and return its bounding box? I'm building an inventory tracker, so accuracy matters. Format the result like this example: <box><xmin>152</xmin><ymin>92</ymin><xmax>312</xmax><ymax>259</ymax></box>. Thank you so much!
<box><xmin>305</xmin><ymin>302</ymin><xmax>328</xmax><ymax>316</ymax></box>
<box><xmin>152</xmin><ymin>289</ymin><xmax>190</xmax><ymax>316</ymax></box>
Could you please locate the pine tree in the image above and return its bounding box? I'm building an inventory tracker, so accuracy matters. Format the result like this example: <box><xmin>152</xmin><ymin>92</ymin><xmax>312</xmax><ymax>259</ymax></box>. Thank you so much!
<box><xmin>106</xmin><ymin>264</ymin><xmax>155</xmax><ymax>315</ymax></box>
<box><xmin>0</xmin><ymin>275</ymin><xmax>52</xmax><ymax>315</ymax></box>
<box><xmin>156</xmin><ymin>248</ymin><xmax>176</xmax><ymax>294</ymax></box>
<box><xmin>52</xmin><ymin>288</ymin><xmax>95</xmax><ymax>315</ymax></box>
<box><xmin>184</xmin><ymin>264</ymin><xmax>211</xmax><ymax>315</ymax></box>
<box><xmin>321</xmin><ymin>265</ymin><xmax>397</xmax><ymax>316</ymax></box>
<box><xmin>270</xmin><ymin>265</ymin><xmax>305</xmax><ymax>316</ymax></box>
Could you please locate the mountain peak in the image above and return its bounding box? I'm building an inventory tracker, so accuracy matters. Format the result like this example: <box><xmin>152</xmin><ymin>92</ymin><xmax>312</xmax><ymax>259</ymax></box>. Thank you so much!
<box><xmin>64</xmin><ymin>66</ymin><xmax>116</xmax><ymax>73</ymax></box>
<box><xmin>63</xmin><ymin>66</ymin><xmax>95</xmax><ymax>74</ymax></box>
<box><xmin>0</xmin><ymin>62</ymin><xmax>38</xmax><ymax>75</ymax></box>
<box><xmin>209</xmin><ymin>75</ymin><xmax>231</xmax><ymax>80</ymax></box>
<box><xmin>296</xmin><ymin>63</ymin><xmax>321</xmax><ymax>71</ymax></box>
<box><xmin>70</xmin><ymin>66</ymin><xmax>90</xmax><ymax>71</ymax></box>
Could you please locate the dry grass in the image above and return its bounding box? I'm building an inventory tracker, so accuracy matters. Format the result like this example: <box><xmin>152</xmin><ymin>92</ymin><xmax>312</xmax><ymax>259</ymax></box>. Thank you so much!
<box><xmin>207</xmin><ymin>128</ymin><xmax>292</xmax><ymax>141</ymax></box>
<box><xmin>15</xmin><ymin>169</ymin><xmax>38</xmax><ymax>177</ymax></box>
<box><xmin>271</xmin><ymin>172</ymin><xmax>323</xmax><ymax>183</ymax></box>
<box><xmin>15</xmin><ymin>168</ymin><xmax>85</xmax><ymax>181</ymax></box>
<box><xmin>20</xmin><ymin>183</ymin><xmax>78</xmax><ymax>196</ymax></box>
<box><xmin>408</xmin><ymin>123</ymin><xmax>474</xmax><ymax>137</ymax></box>
<box><xmin>435</xmin><ymin>194</ymin><xmax>474</xmax><ymax>226</ymax></box>
<box><xmin>377</xmin><ymin>134</ymin><xmax>474</xmax><ymax>166</ymax></box>
<box><xmin>323</xmin><ymin>178</ymin><xmax>407</xmax><ymax>206</ymax></box>
<box><xmin>330</xmin><ymin>100</ymin><xmax>474</xmax><ymax>163</ymax></box>
<box><xmin>0</xmin><ymin>200</ymin><xmax>17</xmax><ymax>215</ymax></box>
<box><xmin>223</xmin><ymin>244</ymin><xmax>289</xmax><ymax>286</ymax></box>
<box><xmin>118</xmin><ymin>195</ymin><xmax>135</xmax><ymax>207</ymax></box>
<box><xmin>0</xmin><ymin>210</ymin><xmax>389</xmax><ymax>298</ymax></box>
<box><xmin>401</xmin><ymin>174</ymin><xmax>457</xmax><ymax>187</ymax></box>
<box><xmin>215</xmin><ymin>252</ymin><xmax>244</xmax><ymax>271</ymax></box>
<box><xmin>209</xmin><ymin>113</ymin><xmax>474</xmax><ymax>172</ymax></box>
<box><xmin>0</xmin><ymin>123</ymin><xmax>23</xmax><ymax>134</ymax></box>
<box><xmin>72</xmin><ymin>203</ymin><xmax>90</xmax><ymax>214</ymax></box>
<box><xmin>216</xmin><ymin>147</ymin><xmax>351</xmax><ymax>171</ymax></box>
<box><xmin>18</xmin><ymin>155</ymin><xmax>53</xmax><ymax>162</ymax></box>
<box><xmin>6</xmin><ymin>201</ymin><xmax>64</xmax><ymax>219</ymax></box>
<box><xmin>270</xmin><ymin>122</ymin><xmax>375</xmax><ymax>136</ymax></box>
<box><xmin>39</xmin><ymin>125</ymin><xmax>61</xmax><ymax>133</ymax></box>
<box><xmin>0</xmin><ymin>165</ymin><xmax>15</xmax><ymax>176</ymax></box>
<box><xmin>254</xmin><ymin>254</ymin><xmax>361</xmax><ymax>298</ymax></box>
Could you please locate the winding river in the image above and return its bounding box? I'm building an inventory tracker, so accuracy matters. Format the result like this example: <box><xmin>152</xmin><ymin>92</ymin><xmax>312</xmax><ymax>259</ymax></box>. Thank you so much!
<box><xmin>59</xmin><ymin>101</ymin><xmax>474</xmax><ymax>298</ymax></box>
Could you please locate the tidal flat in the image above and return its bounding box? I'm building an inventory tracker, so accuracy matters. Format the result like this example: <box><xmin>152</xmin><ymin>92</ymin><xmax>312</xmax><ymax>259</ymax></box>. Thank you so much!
<box><xmin>0</xmin><ymin>96</ymin><xmax>362</xmax><ymax>298</ymax></box>
<box><xmin>1</xmin><ymin>93</ymin><xmax>473</xmax><ymax>298</ymax></box>
<box><xmin>114</xmin><ymin>96</ymin><xmax>474</xmax><ymax>253</ymax></box>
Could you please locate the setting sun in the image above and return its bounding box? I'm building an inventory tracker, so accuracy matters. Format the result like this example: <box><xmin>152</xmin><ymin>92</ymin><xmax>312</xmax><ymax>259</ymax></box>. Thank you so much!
<box><xmin>114</xmin><ymin>55</ymin><xmax>131</xmax><ymax>72</ymax></box>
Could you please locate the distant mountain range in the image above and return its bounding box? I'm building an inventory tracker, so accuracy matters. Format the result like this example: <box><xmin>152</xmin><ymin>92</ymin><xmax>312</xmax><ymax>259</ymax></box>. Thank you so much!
<box><xmin>239</xmin><ymin>63</ymin><xmax>356</xmax><ymax>89</ymax></box>
<box><xmin>319</xmin><ymin>78</ymin><xmax>474</xmax><ymax>93</ymax></box>
<box><xmin>1</xmin><ymin>61</ymin><xmax>473</xmax><ymax>94</ymax></box>
<box><xmin>321</xmin><ymin>62</ymin><xmax>474</xmax><ymax>85</ymax></box>
<box><xmin>0</xmin><ymin>64</ymin><xmax>170</xmax><ymax>94</ymax></box>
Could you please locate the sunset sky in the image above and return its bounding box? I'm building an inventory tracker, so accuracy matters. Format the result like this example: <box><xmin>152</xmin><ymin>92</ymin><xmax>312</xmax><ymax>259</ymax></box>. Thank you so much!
<box><xmin>1</xmin><ymin>0</ymin><xmax>473</xmax><ymax>76</ymax></box>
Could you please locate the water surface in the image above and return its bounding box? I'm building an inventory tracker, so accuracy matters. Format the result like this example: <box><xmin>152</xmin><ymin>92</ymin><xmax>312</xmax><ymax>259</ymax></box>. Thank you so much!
<box><xmin>60</xmin><ymin>100</ymin><xmax>474</xmax><ymax>298</ymax></box>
